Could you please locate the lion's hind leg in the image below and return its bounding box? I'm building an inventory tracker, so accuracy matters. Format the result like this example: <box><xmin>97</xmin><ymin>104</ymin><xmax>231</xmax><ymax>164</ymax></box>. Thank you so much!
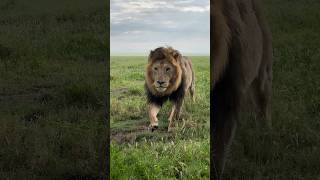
<box><xmin>189</xmin><ymin>70</ymin><xmax>196</xmax><ymax>102</ymax></box>
<box><xmin>168</xmin><ymin>104</ymin><xmax>176</xmax><ymax>132</ymax></box>
<box><xmin>252</xmin><ymin>69</ymin><xmax>272</xmax><ymax>129</ymax></box>
<box><xmin>189</xmin><ymin>83</ymin><xmax>195</xmax><ymax>102</ymax></box>
<box><xmin>213</xmin><ymin>113</ymin><xmax>237</xmax><ymax>179</ymax></box>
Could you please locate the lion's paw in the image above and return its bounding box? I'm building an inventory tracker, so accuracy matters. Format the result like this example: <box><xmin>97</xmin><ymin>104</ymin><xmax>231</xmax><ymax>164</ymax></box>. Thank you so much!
<box><xmin>149</xmin><ymin>125</ymin><xmax>158</xmax><ymax>132</ymax></box>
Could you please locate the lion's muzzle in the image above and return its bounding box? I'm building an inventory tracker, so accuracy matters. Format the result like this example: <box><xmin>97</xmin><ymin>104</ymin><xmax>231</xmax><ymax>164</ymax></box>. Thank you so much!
<box><xmin>154</xmin><ymin>81</ymin><xmax>169</xmax><ymax>92</ymax></box>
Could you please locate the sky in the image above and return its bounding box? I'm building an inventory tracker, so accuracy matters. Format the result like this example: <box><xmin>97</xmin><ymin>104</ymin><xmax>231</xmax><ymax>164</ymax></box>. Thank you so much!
<box><xmin>110</xmin><ymin>0</ymin><xmax>210</xmax><ymax>55</ymax></box>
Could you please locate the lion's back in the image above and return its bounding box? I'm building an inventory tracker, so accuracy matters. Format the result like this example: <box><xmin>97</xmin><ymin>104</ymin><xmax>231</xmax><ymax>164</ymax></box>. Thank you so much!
<box><xmin>181</xmin><ymin>56</ymin><xmax>195</xmax><ymax>90</ymax></box>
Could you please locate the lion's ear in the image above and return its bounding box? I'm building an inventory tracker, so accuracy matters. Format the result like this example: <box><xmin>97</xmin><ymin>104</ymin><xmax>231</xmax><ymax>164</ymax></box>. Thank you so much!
<box><xmin>148</xmin><ymin>50</ymin><xmax>154</xmax><ymax>62</ymax></box>
<box><xmin>172</xmin><ymin>50</ymin><xmax>181</xmax><ymax>61</ymax></box>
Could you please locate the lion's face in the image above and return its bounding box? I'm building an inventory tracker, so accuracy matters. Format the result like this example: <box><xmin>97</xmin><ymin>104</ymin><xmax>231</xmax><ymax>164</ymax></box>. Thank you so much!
<box><xmin>151</xmin><ymin>60</ymin><xmax>176</xmax><ymax>92</ymax></box>
<box><xmin>146</xmin><ymin>47</ymin><xmax>183</xmax><ymax>96</ymax></box>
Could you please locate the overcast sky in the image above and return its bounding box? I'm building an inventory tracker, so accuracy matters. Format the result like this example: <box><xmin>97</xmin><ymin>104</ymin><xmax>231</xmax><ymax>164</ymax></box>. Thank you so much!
<box><xmin>111</xmin><ymin>0</ymin><xmax>210</xmax><ymax>55</ymax></box>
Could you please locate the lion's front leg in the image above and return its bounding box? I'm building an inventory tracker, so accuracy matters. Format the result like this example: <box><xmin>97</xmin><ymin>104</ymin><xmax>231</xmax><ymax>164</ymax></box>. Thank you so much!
<box><xmin>148</xmin><ymin>103</ymin><xmax>160</xmax><ymax>131</ymax></box>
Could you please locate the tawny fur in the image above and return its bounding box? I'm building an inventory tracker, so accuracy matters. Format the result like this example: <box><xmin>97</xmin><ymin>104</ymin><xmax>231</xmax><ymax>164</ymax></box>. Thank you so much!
<box><xmin>212</xmin><ymin>0</ymin><xmax>273</xmax><ymax>179</ymax></box>
<box><xmin>212</xmin><ymin>0</ymin><xmax>231</xmax><ymax>87</ymax></box>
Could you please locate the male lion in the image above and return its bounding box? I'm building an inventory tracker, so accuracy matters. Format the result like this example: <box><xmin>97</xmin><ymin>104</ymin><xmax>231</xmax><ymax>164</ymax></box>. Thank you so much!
<box><xmin>212</xmin><ymin>0</ymin><xmax>273</xmax><ymax>179</ymax></box>
<box><xmin>145</xmin><ymin>47</ymin><xmax>195</xmax><ymax>132</ymax></box>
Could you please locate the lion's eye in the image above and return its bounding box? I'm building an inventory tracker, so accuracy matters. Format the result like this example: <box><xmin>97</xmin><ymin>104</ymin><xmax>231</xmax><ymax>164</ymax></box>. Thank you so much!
<box><xmin>166</xmin><ymin>68</ymin><xmax>170</xmax><ymax>72</ymax></box>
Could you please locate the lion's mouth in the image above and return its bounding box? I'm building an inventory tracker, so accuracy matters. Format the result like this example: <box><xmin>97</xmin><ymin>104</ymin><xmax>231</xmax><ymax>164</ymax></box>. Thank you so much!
<box><xmin>155</xmin><ymin>86</ymin><xmax>168</xmax><ymax>92</ymax></box>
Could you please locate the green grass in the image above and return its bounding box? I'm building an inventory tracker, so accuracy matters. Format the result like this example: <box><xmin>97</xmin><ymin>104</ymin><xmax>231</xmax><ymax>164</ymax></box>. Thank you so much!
<box><xmin>0</xmin><ymin>0</ymin><xmax>107</xmax><ymax>179</ymax></box>
<box><xmin>222</xmin><ymin>0</ymin><xmax>320</xmax><ymax>179</ymax></box>
<box><xmin>110</xmin><ymin>56</ymin><xmax>210</xmax><ymax>179</ymax></box>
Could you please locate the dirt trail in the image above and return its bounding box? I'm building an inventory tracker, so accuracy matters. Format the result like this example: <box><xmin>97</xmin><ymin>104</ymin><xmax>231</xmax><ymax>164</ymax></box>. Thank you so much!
<box><xmin>110</xmin><ymin>121</ymin><xmax>173</xmax><ymax>144</ymax></box>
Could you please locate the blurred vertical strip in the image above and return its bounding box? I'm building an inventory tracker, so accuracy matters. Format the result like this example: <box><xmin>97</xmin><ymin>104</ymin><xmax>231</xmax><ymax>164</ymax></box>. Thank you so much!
<box><xmin>103</xmin><ymin>0</ymin><xmax>111</xmax><ymax>179</ymax></box>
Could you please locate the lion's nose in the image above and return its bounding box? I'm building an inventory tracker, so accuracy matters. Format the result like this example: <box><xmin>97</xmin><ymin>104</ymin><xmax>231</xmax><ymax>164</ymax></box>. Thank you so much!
<box><xmin>157</xmin><ymin>81</ymin><xmax>165</xmax><ymax>85</ymax></box>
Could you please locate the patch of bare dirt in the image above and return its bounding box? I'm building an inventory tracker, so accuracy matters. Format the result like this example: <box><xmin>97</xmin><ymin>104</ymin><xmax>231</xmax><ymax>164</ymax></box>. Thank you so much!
<box><xmin>111</xmin><ymin>88</ymin><xmax>129</xmax><ymax>95</ymax></box>
<box><xmin>111</xmin><ymin>124</ymin><xmax>148</xmax><ymax>144</ymax></box>
<box><xmin>111</xmin><ymin>124</ymin><xmax>170</xmax><ymax>144</ymax></box>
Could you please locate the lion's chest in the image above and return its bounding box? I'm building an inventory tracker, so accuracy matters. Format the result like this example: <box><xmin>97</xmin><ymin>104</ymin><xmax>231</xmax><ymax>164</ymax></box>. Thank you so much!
<box><xmin>146</xmin><ymin>83</ymin><xmax>185</xmax><ymax>106</ymax></box>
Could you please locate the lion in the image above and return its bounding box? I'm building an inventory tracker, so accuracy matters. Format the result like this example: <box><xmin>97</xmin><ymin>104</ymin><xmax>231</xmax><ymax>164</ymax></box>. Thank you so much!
<box><xmin>145</xmin><ymin>46</ymin><xmax>195</xmax><ymax>132</ymax></box>
<box><xmin>212</xmin><ymin>0</ymin><xmax>273</xmax><ymax>179</ymax></box>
